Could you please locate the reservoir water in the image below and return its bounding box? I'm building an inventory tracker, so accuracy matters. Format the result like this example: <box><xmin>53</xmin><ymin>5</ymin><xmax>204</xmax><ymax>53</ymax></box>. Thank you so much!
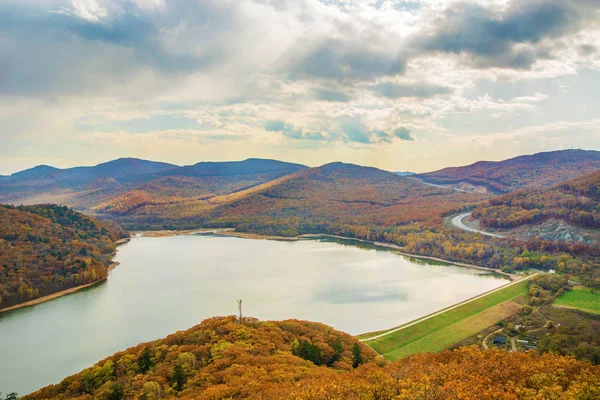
<box><xmin>0</xmin><ymin>234</ymin><xmax>508</xmax><ymax>395</ymax></box>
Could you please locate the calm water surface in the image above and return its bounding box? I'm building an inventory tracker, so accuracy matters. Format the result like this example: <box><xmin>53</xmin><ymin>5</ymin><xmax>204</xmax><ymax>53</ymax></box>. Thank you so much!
<box><xmin>0</xmin><ymin>235</ymin><xmax>508</xmax><ymax>395</ymax></box>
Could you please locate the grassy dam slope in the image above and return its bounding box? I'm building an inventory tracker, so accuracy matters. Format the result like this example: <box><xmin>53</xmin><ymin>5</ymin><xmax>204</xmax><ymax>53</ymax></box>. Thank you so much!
<box><xmin>360</xmin><ymin>278</ymin><xmax>532</xmax><ymax>360</ymax></box>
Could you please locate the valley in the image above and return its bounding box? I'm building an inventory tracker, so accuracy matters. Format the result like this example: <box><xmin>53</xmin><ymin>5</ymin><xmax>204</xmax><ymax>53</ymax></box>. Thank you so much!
<box><xmin>1</xmin><ymin>149</ymin><xmax>599</xmax><ymax>398</ymax></box>
<box><xmin>0</xmin><ymin>234</ymin><xmax>508</xmax><ymax>395</ymax></box>
<box><xmin>4</xmin><ymin>0</ymin><xmax>600</xmax><ymax>397</ymax></box>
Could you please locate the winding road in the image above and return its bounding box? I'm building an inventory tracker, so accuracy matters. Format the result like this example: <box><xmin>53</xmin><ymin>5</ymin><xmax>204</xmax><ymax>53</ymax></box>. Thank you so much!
<box><xmin>450</xmin><ymin>212</ymin><xmax>505</xmax><ymax>238</ymax></box>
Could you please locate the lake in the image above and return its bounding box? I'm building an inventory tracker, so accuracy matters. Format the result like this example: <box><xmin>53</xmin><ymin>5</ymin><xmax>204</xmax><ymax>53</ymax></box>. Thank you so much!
<box><xmin>0</xmin><ymin>234</ymin><xmax>508</xmax><ymax>395</ymax></box>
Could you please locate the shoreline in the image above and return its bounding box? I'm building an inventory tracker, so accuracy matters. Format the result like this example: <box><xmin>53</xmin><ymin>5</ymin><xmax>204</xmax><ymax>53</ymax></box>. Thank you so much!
<box><xmin>0</xmin><ymin>278</ymin><xmax>108</xmax><ymax>314</ymax></box>
<box><xmin>133</xmin><ymin>228</ymin><xmax>230</xmax><ymax>237</ymax></box>
<box><xmin>0</xmin><ymin>242</ymin><xmax>126</xmax><ymax>315</ymax></box>
<box><xmin>137</xmin><ymin>228</ymin><xmax>515</xmax><ymax>279</ymax></box>
<box><xmin>301</xmin><ymin>233</ymin><xmax>515</xmax><ymax>279</ymax></box>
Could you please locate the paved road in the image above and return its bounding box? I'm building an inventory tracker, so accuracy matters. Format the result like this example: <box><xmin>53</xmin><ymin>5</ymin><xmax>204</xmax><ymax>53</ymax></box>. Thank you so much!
<box><xmin>451</xmin><ymin>212</ymin><xmax>505</xmax><ymax>238</ymax></box>
<box><xmin>360</xmin><ymin>274</ymin><xmax>538</xmax><ymax>342</ymax></box>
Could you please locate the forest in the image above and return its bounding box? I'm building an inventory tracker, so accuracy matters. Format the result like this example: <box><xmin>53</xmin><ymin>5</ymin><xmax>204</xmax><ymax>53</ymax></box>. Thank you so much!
<box><xmin>0</xmin><ymin>204</ymin><xmax>129</xmax><ymax>309</ymax></box>
<box><xmin>203</xmin><ymin>162</ymin><xmax>488</xmax><ymax>234</ymax></box>
<box><xmin>166</xmin><ymin>165</ymin><xmax>596</xmax><ymax>288</ymax></box>
<box><xmin>160</xmin><ymin>163</ymin><xmax>596</xmax><ymax>289</ymax></box>
<box><xmin>0</xmin><ymin>158</ymin><xmax>307</xmax><ymax>217</ymax></box>
<box><xmin>473</xmin><ymin>171</ymin><xmax>600</xmax><ymax>229</ymax></box>
<box><xmin>24</xmin><ymin>316</ymin><xmax>600</xmax><ymax>399</ymax></box>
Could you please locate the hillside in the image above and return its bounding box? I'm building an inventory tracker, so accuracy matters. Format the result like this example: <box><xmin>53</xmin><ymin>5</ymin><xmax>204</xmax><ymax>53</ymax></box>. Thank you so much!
<box><xmin>24</xmin><ymin>316</ymin><xmax>600</xmax><ymax>399</ymax></box>
<box><xmin>196</xmin><ymin>163</ymin><xmax>600</xmax><ymax>288</ymax></box>
<box><xmin>205</xmin><ymin>162</ymin><xmax>488</xmax><ymax>236</ymax></box>
<box><xmin>0</xmin><ymin>159</ymin><xmax>307</xmax><ymax>217</ymax></box>
<box><xmin>472</xmin><ymin>170</ymin><xmax>600</xmax><ymax>232</ymax></box>
<box><xmin>418</xmin><ymin>149</ymin><xmax>600</xmax><ymax>194</ymax></box>
<box><xmin>2</xmin><ymin>158</ymin><xmax>178</xmax><ymax>189</ymax></box>
<box><xmin>0</xmin><ymin>204</ymin><xmax>128</xmax><ymax>310</ymax></box>
<box><xmin>93</xmin><ymin>159</ymin><xmax>307</xmax><ymax>216</ymax></box>
<box><xmin>0</xmin><ymin>158</ymin><xmax>180</xmax><ymax>209</ymax></box>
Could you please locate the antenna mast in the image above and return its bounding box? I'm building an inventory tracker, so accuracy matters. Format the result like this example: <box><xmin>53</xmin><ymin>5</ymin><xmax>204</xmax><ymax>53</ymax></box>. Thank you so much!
<box><xmin>237</xmin><ymin>299</ymin><xmax>243</xmax><ymax>323</ymax></box>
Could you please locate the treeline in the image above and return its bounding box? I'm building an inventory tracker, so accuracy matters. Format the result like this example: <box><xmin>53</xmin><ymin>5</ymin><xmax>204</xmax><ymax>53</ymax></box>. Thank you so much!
<box><xmin>105</xmin><ymin>164</ymin><xmax>599</xmax><ymax>288</ymax></box>
<box><xmin>199</xmin><ymin>213</ymin><xmax>600</xmax><ymax>288</ymax></box>
<box><xmin>473</xmin><ymin>170</ymin><xmax>600</xmax><ymax>229</ymax></box>
<box><xmin>24</xmin><ymin>316</ymin><xmax>600</xmax><ymax>399</ymax></box>
<box><xmin>0</xmin><ymin>204</ymin><xmax>129</xmax><ymax>309</ymax></box>
<box><xmin>199</xmin><ymin>165</ymin><xmax>599</xmax><ymax>287</ymax></box>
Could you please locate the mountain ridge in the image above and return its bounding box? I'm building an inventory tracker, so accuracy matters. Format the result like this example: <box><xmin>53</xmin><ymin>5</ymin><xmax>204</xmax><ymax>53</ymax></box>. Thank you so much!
<box><xmin>418</xmin><ymin>149</ymin><xmax>600</xmax><ymax>194</ymax></box>
<box><xmin>6</xmin><ymin>158</ymin><xmax>179</xmax><ymax>183</ymax></box>
<box><xmin>0</xmin><ymin>158</ymin><xmax>308</xmax><ymax>212</ymax></box>
<box><xmin>2</xmin><ymin>150</ymin><xmax>599</xmax><ymax>232</ymax></box>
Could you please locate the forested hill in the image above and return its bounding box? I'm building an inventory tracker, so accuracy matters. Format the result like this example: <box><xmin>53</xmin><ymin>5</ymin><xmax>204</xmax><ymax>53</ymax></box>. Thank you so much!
<box><xmin>205</xmin><ymin>162</ymin><xmax>487</xmax><ymax>236</ymax></box>
<box><xmin>418</xmin><ymin>149</ymin><xmax>600</xmax><ymax>194</ymax></box>
<box><xmin>473</xmin><ymin>170</ymin><xmax>600</xmax><ymax>230</ymax></box>
<box><xmin>0</xmin><ymin>158</ymin><xmax>308</xmax><ymax>218</ymax></box>
<box><xmin>0</xmin><ymin>204</ymin><xmax>129</xmax><ymax>310</ymax></box>
<box><xmin>92</xmin><ymin>158</ymin><xmax>308</xmax><ymax>216</ymax></box>
<box><xmin>25</xmin><ymin>316</ymin><xmax>600</xmax><ymax>400</ymax></box>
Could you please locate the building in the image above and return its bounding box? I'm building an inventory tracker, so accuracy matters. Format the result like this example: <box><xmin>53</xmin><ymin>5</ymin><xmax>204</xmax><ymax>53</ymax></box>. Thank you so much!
<box><xmin>493</xmin><ymin>336</ymin><xmax>507</xmax><ymax>346</ymax></box>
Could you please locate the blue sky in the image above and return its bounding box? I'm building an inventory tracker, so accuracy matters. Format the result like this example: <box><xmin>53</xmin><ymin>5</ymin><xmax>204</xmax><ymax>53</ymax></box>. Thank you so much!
<box><xmin>1</xmin><ymin>0</ymin><xmax>599</xmax><ymax>174</ymax></box>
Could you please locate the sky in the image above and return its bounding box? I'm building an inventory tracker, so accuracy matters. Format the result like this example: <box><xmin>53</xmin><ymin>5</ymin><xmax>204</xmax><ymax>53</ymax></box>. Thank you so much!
<box><xmin>1</xmin><ymin>0</ymin><xmax>599</xmax><ymax>174</ymax></box>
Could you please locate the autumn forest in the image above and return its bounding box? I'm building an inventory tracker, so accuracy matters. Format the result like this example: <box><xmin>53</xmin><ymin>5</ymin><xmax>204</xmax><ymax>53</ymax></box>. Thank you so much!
<box><xmin>1</xmin><ymin>149</ymin><xmax>600</xmax><ymax>399</ymax></box>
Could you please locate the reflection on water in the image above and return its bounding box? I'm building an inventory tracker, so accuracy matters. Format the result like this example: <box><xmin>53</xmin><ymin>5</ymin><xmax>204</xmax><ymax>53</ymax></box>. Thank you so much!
<box><xmin>0</xmin><ymin>235</ymin><xmax>508</xmax><ymax>395</ymax></box>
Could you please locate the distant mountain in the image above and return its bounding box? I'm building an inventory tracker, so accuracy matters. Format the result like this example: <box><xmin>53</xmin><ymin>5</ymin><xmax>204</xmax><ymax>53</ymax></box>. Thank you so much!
<box><xmin>418</xmin><ymin>149</ymin><xmax>600</xmax><ymax>194</ymax></box>
<box><xmin>162</xmin><ymin>158</ymin><xmax>307</xmax><ymax>178</ymax></box>
<box><xmin>80</xmin><ymin>158</ymin><xmax>180</xmax><ymax>182</ymax></box>
<box><xmin>5</xmin><ymin>158</ymin><xmax>178</xmax><ymax>186</ymax></box>
<box><xmin>91</xmin><ymin>159</ymin><xmax>308</xmax><ymax>216</ymax></box>
<box><xmin>394</xmin><ymin>171</ymin><xmax>415</xmax><ymax>177</ymax></box>
<box><xmin>0</xmin><ymin>158</ymin><xmax>308</xmax><ymax>218</ymax></box>
<box><xmin>11</xmin><ymin>165</ymin><xmax>62</xmax><ymax>180</ymax></box>
<box><xmin>204</xmin><ymin>162</ymin><xmax>486</xmax><ymax>235</ymax></box>
<box><xmin>0</xmin><ymin>158</ymin><xmax>181</xmax><ymax>211</ymax></box>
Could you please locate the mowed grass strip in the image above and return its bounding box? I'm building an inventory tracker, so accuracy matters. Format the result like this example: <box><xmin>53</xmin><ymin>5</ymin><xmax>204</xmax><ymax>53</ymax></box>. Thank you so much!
<box><xmin>385</xmin><ymin>300</ymin><xmax>521</xmax><ymax>360</ymax></box>
<box><xmin>367</xmin><ymin>279</ymin><xmax>529</xmax><ymax>357</ymax></box>
<box><xmin>555</xmin><ymin>286</ymin><xmax>600</xmax><ymax>315</ymax></box>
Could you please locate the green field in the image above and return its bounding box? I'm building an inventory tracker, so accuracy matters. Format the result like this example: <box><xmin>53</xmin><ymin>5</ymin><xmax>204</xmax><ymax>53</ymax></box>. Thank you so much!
<box><xmin>555</xmin><ymin>287</ymin><xmax>600</xmax><ymax>315</ymax></box>
<box><xmin>362</xmin><ymin>279</ymin><xmax>530</xmax><ymax>360</ymax></box>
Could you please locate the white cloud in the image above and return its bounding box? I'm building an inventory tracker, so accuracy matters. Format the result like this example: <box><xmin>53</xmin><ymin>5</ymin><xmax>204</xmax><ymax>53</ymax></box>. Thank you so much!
<box><xmin>512</xmin><ymin>92</ymin><xmax>549</xmax><ymax>102</ymax></box>
<box><xmin>0</xmin><ymin>0</ymin><xmax>599</xmax><ymax>174</ymax></box>
<box><xmin>57</xmin><ymin>0</ymin><xmax>108</xmax><ymax>22</ymax></box>
<box><xmin>447</xmin><ymin>119</ymin><xmax>600</xmax><ymax>149</ymax></box>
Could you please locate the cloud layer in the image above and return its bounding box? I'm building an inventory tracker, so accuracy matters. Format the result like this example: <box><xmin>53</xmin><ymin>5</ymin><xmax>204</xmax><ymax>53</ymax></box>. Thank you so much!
<box><xmin>1</xmin><ymin>0</ymin><xmax>599</xmax><ymax>173</ymax></box>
